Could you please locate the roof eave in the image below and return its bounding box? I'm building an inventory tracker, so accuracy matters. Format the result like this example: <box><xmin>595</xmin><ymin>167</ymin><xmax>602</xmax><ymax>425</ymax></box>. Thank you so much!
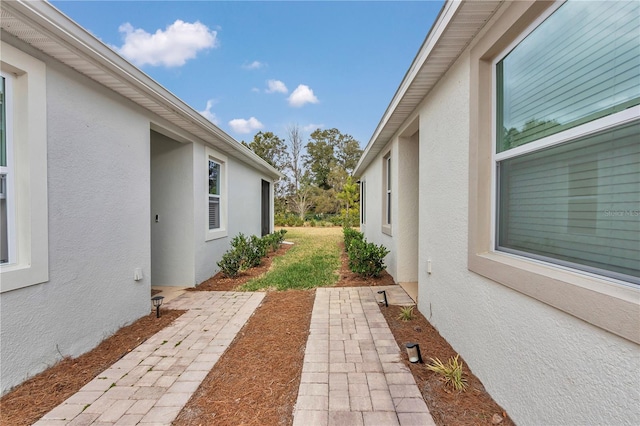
<box><xmin>354</xmin><ymin>0</ymin><xmax>502</xmax><ymax>177</ymax></box>
<box><xmin>1</xmin><ymin>0</ymin><xmax>283</xmax><ymax>180</ymax></box>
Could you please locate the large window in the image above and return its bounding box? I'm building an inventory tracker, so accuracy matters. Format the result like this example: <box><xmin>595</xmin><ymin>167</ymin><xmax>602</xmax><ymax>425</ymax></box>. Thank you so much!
<box><xmin>205</xmin><ymin>147</ymin><xmax>227</xmax><ymax>240</ymax></box>
<box><xmin>494</xmin><ymin>0</ymin><xmax>640</xmax><ymax>284</ymax></box>
<box><xmin>0</xmin><ymin>42</ymin><xmax>49</xmax><ymax>293</ymax></box>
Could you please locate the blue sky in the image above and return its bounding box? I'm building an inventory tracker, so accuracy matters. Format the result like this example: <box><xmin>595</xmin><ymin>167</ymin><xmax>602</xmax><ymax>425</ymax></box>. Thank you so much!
<box><xmin>51</xmin><ymin>1</ymin><xmax>443</xmax><ymax>147</ymax></box>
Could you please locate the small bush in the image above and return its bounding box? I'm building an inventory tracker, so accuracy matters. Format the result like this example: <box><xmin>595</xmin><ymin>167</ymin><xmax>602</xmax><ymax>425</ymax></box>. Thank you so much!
<box><xmin>343</xmin><ymin>227</ymin><xmax>364</xmax><ymax>251</ymax></box>
<box><xmin>426</xmin><ymin>355</ymin><xmax>467</xmax><ymax>391</ymax></box>
<box><xmin>217</xmin><ymin>250</ymin><xmax>242</xmax><ymax>277</ymax></box>
<box><xmin>347</xmin><ymin>238</ymin><xmax>390</xmax><ymax>278</ymax></box>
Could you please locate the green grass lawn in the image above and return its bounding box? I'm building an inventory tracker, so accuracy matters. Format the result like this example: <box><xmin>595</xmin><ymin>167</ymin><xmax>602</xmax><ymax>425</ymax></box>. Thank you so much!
<box><xmin>239</xmin><ymin>227</ymin><xmax>343</xmax><ymax>291</ymax></box>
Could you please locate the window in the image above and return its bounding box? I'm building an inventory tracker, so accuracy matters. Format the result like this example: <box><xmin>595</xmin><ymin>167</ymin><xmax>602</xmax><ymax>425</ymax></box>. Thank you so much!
<box><xmin>360</xmin><ymin>179</ymin><xmax>366</xmax><ymax>224</ymax></box>
<box><xmin>208</xmin><ymin>160</ymin><xmax>220</xmax><ymax>229</ymax></box>
<box><xmin>494</xmin><ymin>0</ymin><xmax>640</xmax><ymax>284</ymax></box>
<box><xmin>205</xmin><ymin>147</ymin><xmax>227</xmax><ymax>240</ymax></box>
<box><xmin>383</xmin><ymin>152</ymin><xmax>391</xmax><ymax>232</ymax></box>
<box><xmin>468</xmin><ymin>0</ymin><xmax>639</xmax><ymax>343</ymax></box>
<box><xmin>0</xmin><ymin>74</ymin><xmax>13</xmax><ymax>265</ymax></box>
<box><xmin>0</xmin><ymin>42</ymin><xmax>49</xmax><ymax>293</ymax></box>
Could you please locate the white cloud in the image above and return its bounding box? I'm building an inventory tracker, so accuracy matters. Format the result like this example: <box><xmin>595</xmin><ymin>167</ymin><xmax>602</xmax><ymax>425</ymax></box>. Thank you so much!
<box><xmin>198</xmin><ymin>99</ymin><xmax>219</xmax><ymax>125</ymax></box>
<box><xmin>288</xmin><ymin>84</ymin><xmax>319</xmax><ymax>107</ymax></box>
<box><xmin>243</xmin><ymin>60</ymin><xmax>265</xmax><ymax>70</ymax></box>
<box><xmin>117</xmin><ymin>20</ymin><xmax>217</xmax><ymax>67</ymax></box>
<box><xmin>251</xmin><ymin>87</ymin><xmax>261</xmax><ymax>93</ymax></box>
<box><xmin>266</xmin><ymin>79</ymin><xmax>288</xmax><ymax>94</ymax></box>
<box><xmin>303</xmin><ymin>123</ymin><xmax>324</xmax><ymax>132</ymax></box>
<box><xmin>228</xmin><ymin>117</ymin><xmax>263</xmax><ymax>134</ymax></box>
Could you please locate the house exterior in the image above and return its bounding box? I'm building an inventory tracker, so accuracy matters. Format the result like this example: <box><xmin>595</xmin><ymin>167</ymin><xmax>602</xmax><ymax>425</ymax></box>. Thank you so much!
<box><xmin>354</xmin><ymin>0</ymin><xmax>639</xmax><ymax>424</ymax></box>
<box><xmin>0</xmin><ymin>0</ymin><xmax>281</xmax><ymax>394</ymax></box>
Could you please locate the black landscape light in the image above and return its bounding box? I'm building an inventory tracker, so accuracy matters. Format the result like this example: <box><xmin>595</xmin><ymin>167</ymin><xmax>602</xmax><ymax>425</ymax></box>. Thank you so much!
<box><xmin>151</xmin><ymin>295</ymin><xmax>164</xmax><ymax>318</ymax></box>
<box><xmin>377</xmin><ymin>290</ymin><xmax>388</xmax><ymax>307</ymax></box>
<box><xmin>405</xmin><ymin>343</ymin><xmax>422</xmax><ymax>363</ymax></box>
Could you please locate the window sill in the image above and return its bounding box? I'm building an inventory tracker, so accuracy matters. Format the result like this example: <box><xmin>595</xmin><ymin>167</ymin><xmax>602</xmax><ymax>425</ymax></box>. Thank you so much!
<box><xmin>1</xmin><ymin>262</ymin><xmax>48</xmax><ymax>293</ymax></box>
<box><xmin>468</xmin><ymin>250</ymin><xmax>640</xmax><ymax>344</ymax></box>
<box><xmin>206</xmin><ymin>228</ymin><xmax>228</xmax><ymax>242</ymax></box>
<box><xmin>382</xmin><ymin>225</ymin><xmax>392</xmax><ymax>236</ymax></box>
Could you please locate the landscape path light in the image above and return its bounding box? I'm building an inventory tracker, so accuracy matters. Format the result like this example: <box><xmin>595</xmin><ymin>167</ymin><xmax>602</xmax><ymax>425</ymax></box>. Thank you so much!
<box><xmin>405</xmin><ymin>342</ymin><xmax>422</xmax><ymax>363</ymax></box>
<box><xmin>151</xmin><ymin>295</ymin><xmax>164</xmax><ymax>318</ymax></box>
<box><xmin>377</xmin><ymin>290</ymin><xmax>388</xmax><ymax>307</ymax></box>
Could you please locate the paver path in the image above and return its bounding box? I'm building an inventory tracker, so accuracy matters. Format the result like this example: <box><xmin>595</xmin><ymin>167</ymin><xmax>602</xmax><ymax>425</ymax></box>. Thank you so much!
<box><xmin>34</xmin><ymin>291</ymin><xmax>264</xmax><ymax>426</ymax></box>
<box><xmin>292</xmin><ymin>287</ymin><xmax>435</xmax><ymax>426</ymax></box>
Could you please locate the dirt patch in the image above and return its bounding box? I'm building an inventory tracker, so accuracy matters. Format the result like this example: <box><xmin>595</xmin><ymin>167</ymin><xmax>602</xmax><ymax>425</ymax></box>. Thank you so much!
<box><xmin>1</xmin><ymin>236</ymin><xmax>512</xmax><ymax>426</ymax></box>
<box><xmin>0</xmin><ymin>310</ymin><xmax>185</xmax><ymax>426</ymax></box>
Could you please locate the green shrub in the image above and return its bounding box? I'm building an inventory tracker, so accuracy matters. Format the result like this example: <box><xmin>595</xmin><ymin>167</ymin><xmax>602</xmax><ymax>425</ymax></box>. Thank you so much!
<box><xmin>217</xmin><ymin>250</ymin><xmax>242</xmax><ymax>277</ymax></box>
<box><xmin>347</xmin><ymin>238</ymin><xmax>390</xmax><ymax>277</ymax></box>
<box><xmin>343</xmin><ymin>227</ymin><xmax>364</xmax><ymax>251</ymax></box>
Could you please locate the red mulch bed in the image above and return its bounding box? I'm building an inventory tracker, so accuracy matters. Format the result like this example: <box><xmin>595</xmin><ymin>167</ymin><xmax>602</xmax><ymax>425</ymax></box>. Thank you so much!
<box><xmin>0</xmin><ymin>310</ymin><xmax>185</xmax><ymax>426</ymax></box>
<box><xmin>0</xmin><ymin>238</ymin><xmax>512</xmax><ymax>426</ymax></box>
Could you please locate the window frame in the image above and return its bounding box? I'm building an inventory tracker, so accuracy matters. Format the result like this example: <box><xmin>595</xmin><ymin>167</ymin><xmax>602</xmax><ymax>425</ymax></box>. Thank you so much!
<box><xmin>0</xmin><ymin>42</ymin><xmax>49</xmax><ymax>293</ymax></box>
<box><xmin>360</xmin><ymin>179</ymin><xmax>366</xmax><ymax>225</ymax></box>
<box><xmin>382</xmin><ymin>152</ymin><xmax>392</xmax><ymax>235</ymax></box>
<box><xmin>468</xmin><ymin>0</ymin><xmax>640</xmax><ymax>344</ymax></box>
<box><xmin>205</xmin><ymin>147</ymin><xmax>227</xmax><ymax>241</ymax></box>
<box><xmin>0</xmin><ymin>73</ymin><xmax>16</xmax><ymax>265</ymax></box>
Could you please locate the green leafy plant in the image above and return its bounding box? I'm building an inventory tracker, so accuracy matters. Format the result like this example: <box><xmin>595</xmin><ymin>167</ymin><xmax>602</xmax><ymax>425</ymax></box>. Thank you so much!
<box><xmin>426</xmin><ymin>354</ymin><xmax>467</xmax><ymax>391</ymax></box>
<box><xmin>343</xmin><ymin>227</ymin><xmax>364</xmax><ymax>251</ymax></box>
<box><xmin>347</xmin><ymin>238</ymin><xmax>390</xmax><ymax>277</ymax></box>
<box><xmin>217</xmin><ymin>249</ymin><xmax>243</xmax><ymax>277</ymax></box>
<box><xmin>398</xmin><ymin>306</ymin><xmax>414</xmax><ymax>321</ymax></box>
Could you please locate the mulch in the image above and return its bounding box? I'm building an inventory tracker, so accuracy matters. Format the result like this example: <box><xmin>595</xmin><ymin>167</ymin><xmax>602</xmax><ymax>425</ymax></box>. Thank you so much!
<box><xmin>0</xmin><ymin>310</ymin><xmax>185</xmax><ymax>426</ymax></box>
<box><xmin>0</xmin><ymin>237</ymin><xmax>512</xmax><ymax>426</ymax></box>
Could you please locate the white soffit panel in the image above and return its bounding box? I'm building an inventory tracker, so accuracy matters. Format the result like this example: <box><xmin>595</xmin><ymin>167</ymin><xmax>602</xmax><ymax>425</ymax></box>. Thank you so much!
<box><xmin>355</xmin><ymin>0</ymin><xmax>502</xmax><ymax>175</ymax></box>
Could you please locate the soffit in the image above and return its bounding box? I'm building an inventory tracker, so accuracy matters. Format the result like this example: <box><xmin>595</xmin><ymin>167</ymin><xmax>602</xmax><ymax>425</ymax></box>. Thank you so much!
<box><xmin>0</xmin><ymin>1</ymin><xmax>283</xmax><ymax>180</ymax></box>
<box><xmin>355</xmin><ymin>0</ymin><xmax>503</xmax><ymax>175</ymax></box>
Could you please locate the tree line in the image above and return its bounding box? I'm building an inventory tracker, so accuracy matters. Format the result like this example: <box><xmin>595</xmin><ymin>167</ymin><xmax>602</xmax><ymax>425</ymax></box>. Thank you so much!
<box><xmin>241</xmin><ymin>125</ymin><xmax>362</xmax><ymax>225</ymax></box>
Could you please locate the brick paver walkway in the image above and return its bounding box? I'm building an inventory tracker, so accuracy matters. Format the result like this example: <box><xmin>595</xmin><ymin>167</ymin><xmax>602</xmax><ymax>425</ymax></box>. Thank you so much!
<box><xmin>34</xmin><ymin>291</ymin><xmax>264</xmax><ymax>426</ymax></box>
<box><xmin>292</xmin><ymin>287</ymin><xmax>435</xmax><ymax>426</ymax></box>
<box><xmin>34</xmin><ymin>286</ymin><xmax>433</xmax><ymax>425</ymax></box>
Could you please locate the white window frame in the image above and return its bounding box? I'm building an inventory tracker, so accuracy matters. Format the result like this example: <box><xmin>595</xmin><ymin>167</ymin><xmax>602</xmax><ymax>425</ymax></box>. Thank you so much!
<box><xmin>360</xmin><ymin>179</ymin><xmax>366</xmax><ymax>225</ymax></box>
<box><xmin>1</xmin><ymin>73</ymin><xmax>16</xmax><ymax>265</ymax></box>
<box><xmin>205</xmin><ymin>147</ymin><xmax>227</xmax><ymax>241</ymax></box>
<box><xmin>0</xmin><ymin>42</ymin><xmax>49</xmax><ymax>293</ymax></box>
<box><xmin>382</xmin><ymin>152</ymin><xmax>392</xmax><ymax>235</ymax></box>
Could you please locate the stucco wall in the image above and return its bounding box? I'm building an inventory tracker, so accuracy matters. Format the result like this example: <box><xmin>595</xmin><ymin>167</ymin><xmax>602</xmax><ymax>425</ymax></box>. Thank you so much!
<box><xmin>396</xmin><ymin>132</ymin><xmax>419</xmax><ymax>283</ymax></box>
<box><xmin>360</xmin><ymin>144</ymin><xmax>397</xmax><ymax>280</ymax></box>
<box><xmin>0</xmin><ymin>43</ymin><xmax>151</xmax><ymax>394</ymax></box>
<box><xmin>193</xmin><ymin>145</ymin><xmax>274</xmax><ymax>284</ymax></box>
<box><xmin>150</xmin><ymin>132</ymin><xmax>195</xmax><ymax>286</ymax></box>
<box><xmin>414</xmin><ymin>51</ymin><xmax>640</xmax><ymax>425</ymax></box>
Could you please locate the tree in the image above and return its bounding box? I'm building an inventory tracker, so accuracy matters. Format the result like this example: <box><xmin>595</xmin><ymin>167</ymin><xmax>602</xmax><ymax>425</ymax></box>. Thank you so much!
<box><xmin>337</xmin><ymin>176</ymin><xmax>359</xmax><ymax>227</ymax></box>
<box><xmin>286</xmin><ymin>124</ymin><xmax>304</xmax><ymax>192</ymax></box>
<box><xmin>242</xmin><ymin>131</ymin><xmax>288</xmax><ymax>170</ymax></box>
<box><xmin>304</xmin><ymin>128</ymin><xmax>363</xmax><ymax>190</ymax></box>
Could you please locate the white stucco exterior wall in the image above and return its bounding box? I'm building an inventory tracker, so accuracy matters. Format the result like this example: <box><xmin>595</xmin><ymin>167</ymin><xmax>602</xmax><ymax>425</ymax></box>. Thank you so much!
<box><xmin>193</xmin><ymin>146</ymin><xmax>275</xmax><ymax>284</ymax></box>
<box><xmin>359</xmin><ymin>44</ymin><xmax>639</xmax><ymax>425</ymax></box>
<box><xmin>416</xmin><ymin>51</ymin><xmax>640</xmax><ymax>425</ymax></box>
<box><xmin>359</xmin><ymin>143</ymin><xmax>398</xmax><ymax>280</ymax></box>
<box><xmin>0</xmin><ymin>43</ymin><xmax>151</xmax><ymax>394</ymax></box>
<box><xmin>150</xmin><ymin>132</ymin><xmax>195</xmax><ymax>286</ymax></box>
